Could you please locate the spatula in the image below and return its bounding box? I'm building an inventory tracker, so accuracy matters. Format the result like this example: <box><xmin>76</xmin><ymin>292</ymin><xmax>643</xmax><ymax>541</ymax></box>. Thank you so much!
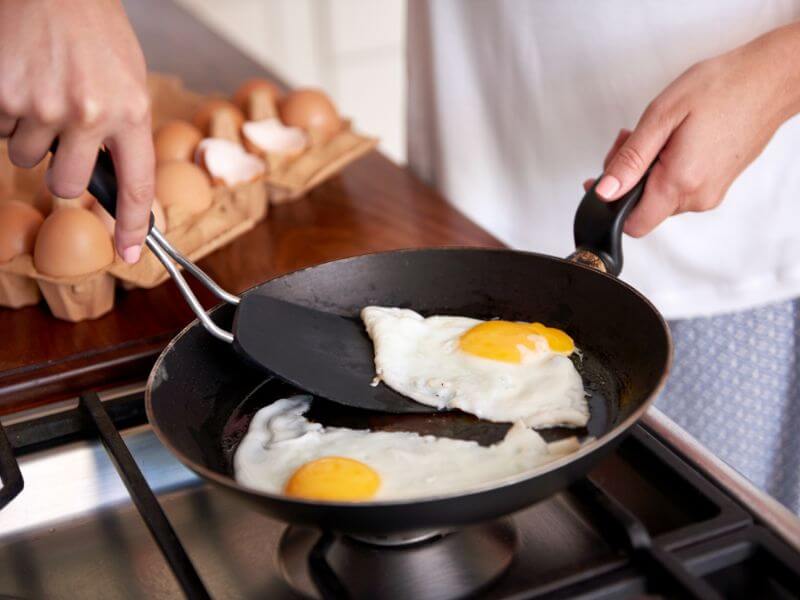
<box><xmin>81</xmin><ymin>144</ymin><xmax>434</xmax><ymax>413</ymax></box>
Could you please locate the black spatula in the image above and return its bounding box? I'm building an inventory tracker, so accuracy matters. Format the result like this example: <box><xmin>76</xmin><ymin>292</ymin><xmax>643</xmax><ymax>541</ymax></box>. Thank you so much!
<box><xmin>233</xmin><ymin>295</ymin><xmax>434</xmax><ymax>412</ymax></box>
<box><xmin>80</xmin><ymin>144</ymin><xmax>434</xmax><ymax>413</ymax></box>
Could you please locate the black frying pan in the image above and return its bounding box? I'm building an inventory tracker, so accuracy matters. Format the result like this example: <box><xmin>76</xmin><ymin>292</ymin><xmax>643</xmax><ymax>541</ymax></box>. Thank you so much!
<box><xmin>81</xmin><ymin>146</ymin><xmax>670</xmax><ymax>536</ymax></box>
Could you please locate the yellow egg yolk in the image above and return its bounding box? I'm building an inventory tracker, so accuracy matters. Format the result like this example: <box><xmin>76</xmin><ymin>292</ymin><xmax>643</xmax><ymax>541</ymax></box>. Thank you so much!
<box><xmin>459</xmin><ymin>320</ymin><xmax>574</xmax><ymax>363</ymax></box>
<box><xmin>284</xmin><ymin>456</ymin><xmax>381</xmax><ymax>501</ymax></box>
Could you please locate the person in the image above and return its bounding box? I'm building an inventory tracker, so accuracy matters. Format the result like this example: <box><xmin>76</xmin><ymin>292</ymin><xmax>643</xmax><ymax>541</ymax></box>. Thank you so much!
<box><xmin>407</xmin><ymin>0</ymin><xmax>800</xmax><ymax>513</ymax></box>
<box><xmin>0</xmin><ymin>0</ymin><xmax>154</xmax><ymax>264</ymax></box>
<box><xmin>3</xmin><ymin>0</ymin><xmax>799</xmax><ymax>512</ymax></box>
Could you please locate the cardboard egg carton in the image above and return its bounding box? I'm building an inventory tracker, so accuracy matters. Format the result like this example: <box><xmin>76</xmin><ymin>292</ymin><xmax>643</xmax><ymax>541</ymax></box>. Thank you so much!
<box><xmin>109</xmin><ymin>176</ymin><xmax>266</xmax><ymax>289</ymax></box>
<box><xmin>113</xmin><ymin>74</ymin><xmax>269</xmax><ymax>290</ymax></box>
<box><xmin>0</xmin><ymin>73</ymin><xmax>376</xmax><ymax>321</ymax></box>
<box><xmin>265</xmin><ymin>119</ymin><xmax>378</xmax><ymax>204</ymax></box>
<box><xmin>0</xmin><ymin>74</ymin><xmax>268</xmax><ymax>320</ymax></box>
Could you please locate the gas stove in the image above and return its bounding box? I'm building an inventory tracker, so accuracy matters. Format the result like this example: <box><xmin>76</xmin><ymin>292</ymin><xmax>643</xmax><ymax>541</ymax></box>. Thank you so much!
<box><xmin>1</xmin><ymin>386</ymin><xmax>799</xmax><ymax>599</ymax></box>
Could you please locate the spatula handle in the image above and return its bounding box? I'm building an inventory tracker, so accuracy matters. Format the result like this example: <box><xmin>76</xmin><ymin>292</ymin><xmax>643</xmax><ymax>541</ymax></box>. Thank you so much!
<box><xmin>49</xmin><ymin>140</ymin><xmax>155</xmax><ymax>230</ymax></box>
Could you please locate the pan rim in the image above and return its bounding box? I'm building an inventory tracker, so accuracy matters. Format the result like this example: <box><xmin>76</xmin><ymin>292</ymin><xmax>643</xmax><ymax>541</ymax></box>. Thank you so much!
<box><xmin>145</xmin><ymin>246</ymin><xmax>673</xmax><ymax>508</ymax></box>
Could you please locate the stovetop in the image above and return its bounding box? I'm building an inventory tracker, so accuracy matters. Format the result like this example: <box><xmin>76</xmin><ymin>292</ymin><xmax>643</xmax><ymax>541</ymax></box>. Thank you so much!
<box><xmin>1</xmin><ymin>388</ymin><xmax>799</xmax><ymax>599</ymax></box>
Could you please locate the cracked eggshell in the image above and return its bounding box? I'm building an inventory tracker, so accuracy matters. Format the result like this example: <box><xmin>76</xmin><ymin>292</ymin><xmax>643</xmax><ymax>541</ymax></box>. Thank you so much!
<box><xmin>195</xmin><ymin>138</ymin><xmax>265</xmax><ymax>187</ymax></box>
<box><xmin>278</xmin><ymin>89</ymin><xmax>342</xmax><ymax>144</ymax></box>
<box><xmin>155</xmin><ymin>162</ymin><xmax>212</xmax><ymax>228</ymax></box>
<box><xmin>242</xmin><ymin>118</ymin><xmax>307</xmax><ymax>158</ymax></box>
<box><xmin>34</xmin><ymin>207</ymin><xmax>114</xmax><ymax>277</ymax></box>
<box><xmin>0</xmin><ymin>200</ymin><xmax>44</xmax><ymax>263</ymax></box>
<box><xmin>154</xmin><ymin>119</ymin><xmax>203</xmax><ymax>163</ymax></box>
<box><xmin>233</xmin><ymin>78</ymin><xmax>282</xmax><ymax>120</ymax></box>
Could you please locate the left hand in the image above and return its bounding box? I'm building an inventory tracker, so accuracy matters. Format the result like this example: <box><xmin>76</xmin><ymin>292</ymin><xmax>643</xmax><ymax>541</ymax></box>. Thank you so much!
<box><xmin>587</xmin><ymin>22</ymin><xmax>800</xmax><ymax>237</ymax></box>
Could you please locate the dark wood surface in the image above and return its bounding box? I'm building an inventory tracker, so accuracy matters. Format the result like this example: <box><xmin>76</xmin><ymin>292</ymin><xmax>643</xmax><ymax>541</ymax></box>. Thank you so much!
<box><xmin>0</xmin><ymin>0</ymin><xmax>500</xmax><ymax>414</ymax></box>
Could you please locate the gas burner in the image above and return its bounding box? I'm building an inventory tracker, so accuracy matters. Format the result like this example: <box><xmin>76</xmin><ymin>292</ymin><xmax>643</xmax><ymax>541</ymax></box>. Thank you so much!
<box><xmin>278</xmin><ymin>519</ymin><xmax>517</xmax><ymax>599</ymax></box>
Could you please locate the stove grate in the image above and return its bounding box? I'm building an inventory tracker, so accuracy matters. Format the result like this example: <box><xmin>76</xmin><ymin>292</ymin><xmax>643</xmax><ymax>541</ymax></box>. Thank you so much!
<box><xmin>570</xmin><ymin>478</ymin><xmax>722</xmax><ymax>599</ymax></box>
<box><xmin>0</xmin><ymin>422</ymin><xmax>23</xmax><ymax>511</ymax></box>
<box><xmin>79</xmin><ymin>392</ymin><xmax>211</xmax><ymax>600</ymax></box>
<box><xmin>0</xmin><ymin>389</ymin><xmax>792</xmax><ymax>599</ymax></box>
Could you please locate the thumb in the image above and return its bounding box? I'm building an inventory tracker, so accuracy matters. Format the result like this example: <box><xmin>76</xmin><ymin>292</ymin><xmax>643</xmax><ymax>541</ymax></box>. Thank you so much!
<box><xmin>595</xmin><ymin>104</ymin><xmax>679</xmax><ymax>201</ymax></box>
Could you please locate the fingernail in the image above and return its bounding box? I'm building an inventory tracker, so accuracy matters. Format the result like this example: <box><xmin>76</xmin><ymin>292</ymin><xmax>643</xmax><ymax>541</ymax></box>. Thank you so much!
<box><xmin>595</xmin><ymin>175</ymin><xmax>620</xmax><ymax>200</ymax></box>
<box><xmin>122</xmin><ymin>245</ymin><xmax>142</xmax><ymax>264</ymax></box>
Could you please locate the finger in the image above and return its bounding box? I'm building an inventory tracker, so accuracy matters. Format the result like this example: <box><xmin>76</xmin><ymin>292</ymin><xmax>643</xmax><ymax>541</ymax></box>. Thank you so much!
<box><xmin>106</xmin><ymin>124</ymin><xmax>155</xmax><ymax>262</ymax></box>
<box><xmin>622</xmin><ymin>160</ymin><xmax>680</xmax><ymax>237</ymax></box>
<box><xmin>603</xmin><ymin>129</ymin><xmax>631</xmax><ymax>170</ymax></box>
<box><xmin>6</xmin><ymin>118</ymin><xmax>57</xmax><ymax>168</ymax></box>
<box><xmin>595</xmin><ymin>105</ymin><xmax>684</xmax><ymax>201</ymax></box>
<box><xmin>45</xmin><ymin>129</ymin><xmax>103</xmax><ymax>199</ymax></box>
<box><xmin>583</xmin><ymin>178</ymin><xmax>595</xmax><ymax>192</ymax></box>
<box><xmin>0</xmin><ymin>113</ymin><xmax>17</xmax><ymax>138</ymax></box>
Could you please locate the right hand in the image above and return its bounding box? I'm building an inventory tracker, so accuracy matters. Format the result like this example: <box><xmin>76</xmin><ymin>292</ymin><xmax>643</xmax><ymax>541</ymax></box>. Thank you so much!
<box><xmin>0</xmin><ymin>0</ymin><xmax>155</xmax><ymax>263</ymax></box>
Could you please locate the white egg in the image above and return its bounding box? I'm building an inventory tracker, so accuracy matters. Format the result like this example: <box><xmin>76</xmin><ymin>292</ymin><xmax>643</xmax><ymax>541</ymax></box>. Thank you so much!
<box><xmin>361</xmin><ymin>307</ymin><xmax>588</xmax><ymax>428</ymax></box>
<box><xmin>234</xmin><ymin>396</ymin><xmax>580</xmax><ymax>501</ymax></box>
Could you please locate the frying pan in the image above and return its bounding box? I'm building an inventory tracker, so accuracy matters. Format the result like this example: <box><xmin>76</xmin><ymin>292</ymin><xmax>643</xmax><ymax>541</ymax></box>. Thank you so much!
<box><xmin>80</xmin><ymin>147</ymin><xmax>670</xmax><ymax>536</ymax></box>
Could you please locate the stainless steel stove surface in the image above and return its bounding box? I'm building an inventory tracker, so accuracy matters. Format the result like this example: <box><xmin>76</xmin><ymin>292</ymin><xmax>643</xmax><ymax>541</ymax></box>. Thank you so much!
<box><xmin>1</xmin><ymin>387</ymin><xmax>799</xmax><ymax>599</ymax></box>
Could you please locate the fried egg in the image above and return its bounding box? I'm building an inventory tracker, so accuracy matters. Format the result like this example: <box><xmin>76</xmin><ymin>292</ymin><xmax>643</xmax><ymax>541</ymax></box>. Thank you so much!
<box><xmin>361</xmin><ymin>307</ymin><xmax>588</xmax><ymax>428</ymax></box>
<box><xmin>234</xmin><ymin>396</ymin><xmax>580</xmax><ymax>501</ymax></box>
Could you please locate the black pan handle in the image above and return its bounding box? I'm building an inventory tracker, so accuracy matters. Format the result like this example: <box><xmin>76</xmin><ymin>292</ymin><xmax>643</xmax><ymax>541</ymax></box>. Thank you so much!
<box><xmin>49</xmin><ymin>140</ymin><xmax>154</xmax><ymax>230</ymax></box>
<box><xmin>572</xmin><ymin>166</ymin><xmax>653</xmax><ymax>276</ymax></box>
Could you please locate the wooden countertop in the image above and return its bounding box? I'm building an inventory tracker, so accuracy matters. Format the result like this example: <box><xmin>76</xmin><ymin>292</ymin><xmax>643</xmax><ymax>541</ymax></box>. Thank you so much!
<box><xmin>0</xmin><ymin>0</ymin><xmax>501</xmax><ymax>414</ymax></box>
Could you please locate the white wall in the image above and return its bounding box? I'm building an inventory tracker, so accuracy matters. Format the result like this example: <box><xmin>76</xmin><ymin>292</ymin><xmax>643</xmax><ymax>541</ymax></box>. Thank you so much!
<box><xmin>174</xmin><ymin>0</ymin><xmax>407</xmax><ymax>163</ymax></box>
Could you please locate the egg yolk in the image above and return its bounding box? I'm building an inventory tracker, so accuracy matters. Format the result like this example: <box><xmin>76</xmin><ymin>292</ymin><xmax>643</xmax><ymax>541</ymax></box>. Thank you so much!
<box><xmin>459</xmin><ymin>320</ymin><xmax>574</xmax><ymax>363</ymax></box>
<box><xmin>284</xmin><ymin>456</ymin><xmax>381</xmax><ymax>501</ymax></box>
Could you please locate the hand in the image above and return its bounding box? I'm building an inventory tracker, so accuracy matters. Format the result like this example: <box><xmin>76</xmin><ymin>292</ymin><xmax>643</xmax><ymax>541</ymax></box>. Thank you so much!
<box><xmin>0</xmin><ymin>0</ymin><xmax>154</xmax><ymax>262</ymax></box>
<box><xmin>587</xmin><ymin>23</ymin><xmax>800</xmax><ymax>237</ymax></box>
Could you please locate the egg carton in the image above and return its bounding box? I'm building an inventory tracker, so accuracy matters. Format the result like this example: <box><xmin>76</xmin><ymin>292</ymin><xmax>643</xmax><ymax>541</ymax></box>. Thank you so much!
<box><xmin>266</xmin><ymin>122</ymin><xmax>378</xmax><ymax>204</ymax></box>
<box><xmin>0</xmin><ymin>178</ymin><xmax>266</xmax><ymax>321</ymax></box>
<box><xmin>153</xmin><ymin>73</ymin><xmax>378</xmax><ymax>203</ymax></box>
<box><xmin>110</xmin><ymin>178</ymin><xmax>266</xmax><ymax>289</ymax></box>
<box><xmin>0</xmin><ymin>254</ymin><xmax>114</xmax><ymax>321</ymax></box>
<box><xmin>0</xmin><ymin>75</ymin><xmax>268</xmax><ymax>321</ymax></box>
<box><xmin>0</xmin><ymin>73</ymin><xmax>377</xmax><ymax>321</ymax></box>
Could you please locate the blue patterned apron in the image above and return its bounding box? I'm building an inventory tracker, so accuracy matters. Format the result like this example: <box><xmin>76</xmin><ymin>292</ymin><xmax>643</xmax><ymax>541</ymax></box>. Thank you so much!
<box><xmin>656</xmin><ymin>299</ymin><xmax>800</xmax><ymax>514</ymax></box>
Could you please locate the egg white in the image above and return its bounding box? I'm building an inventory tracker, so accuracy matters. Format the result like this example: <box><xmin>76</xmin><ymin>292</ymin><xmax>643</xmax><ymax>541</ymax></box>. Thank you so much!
<box><xmin>234</xmin><ymin>396</ymin><xmax>580</xmax><ymax>501</ymax></box>
<box><xmin>361</xmin><ymin>307</ymin><xmax>589</xmax><ymax>428</ymax></box>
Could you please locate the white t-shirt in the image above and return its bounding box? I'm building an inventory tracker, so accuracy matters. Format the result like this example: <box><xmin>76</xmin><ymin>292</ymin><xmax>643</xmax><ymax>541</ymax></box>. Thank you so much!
<box><xmin>407</xmin><ymin>0</ymin><xmax>800</xmax><ymax>319</ymax></box>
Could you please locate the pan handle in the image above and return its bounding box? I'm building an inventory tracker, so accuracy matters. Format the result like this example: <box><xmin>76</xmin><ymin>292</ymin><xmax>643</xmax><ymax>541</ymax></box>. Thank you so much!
<box><xmin>570</xmin><ymin>166</ymin><xmax>653</xmax><ymax>276</ymax></box>
<box><xmin>51</xmin><ymin>141</ymin><xmax>240</xmax><ymax>343</ymax></box>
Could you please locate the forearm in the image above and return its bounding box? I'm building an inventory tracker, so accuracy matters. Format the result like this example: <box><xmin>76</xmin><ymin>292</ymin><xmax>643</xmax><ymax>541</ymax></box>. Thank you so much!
<box><xmin>732</xmin><ymin>21</ymin><xmax>800</xmax><ymax>124</ymax></box>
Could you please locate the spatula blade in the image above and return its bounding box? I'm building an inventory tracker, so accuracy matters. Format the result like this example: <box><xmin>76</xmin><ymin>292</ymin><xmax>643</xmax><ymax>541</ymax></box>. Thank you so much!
<box><xmin>232</xmin><ymin>293</ymin><xmax>438</xmax><ymax>413</ymax></box>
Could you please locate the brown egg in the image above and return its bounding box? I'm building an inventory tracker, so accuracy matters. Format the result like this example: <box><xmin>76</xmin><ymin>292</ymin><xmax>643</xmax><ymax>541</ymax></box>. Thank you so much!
<box><xmin>154</xmin><ymin>120</ymin><xmax>203</xmax><ymax>163</ymax></box>
<box><xmin>278</xmin><ymin>89</ymin><xmax>341</xmax><ymax>143</ymax></box>
<box><xmin>192</xmin><ymin>99</ymin><xmax>245</xmax><ymax>138</ymax></box>
<box><xmin>34</xmin><ymin>207</ymin><xmax>114</xmax><ymax>277</ymax></box>
<box><xmin>90</xmin><ymin>198</ymin><xmax>168</xmax><ymax>236</ymax></box>
<box><xmin>155</xmin><ymin>162</ymin><xmax>212</xmax><ymax>226</ymax></box>
<box><xmin>233</xmin><ymin>79</ymin><xmax>282</xmax><ymax>120</ymax></box>
<box><xmin>0</xmin><ymin>200</ymin><xmax>44</xmax><ymax>263</ymax></box>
